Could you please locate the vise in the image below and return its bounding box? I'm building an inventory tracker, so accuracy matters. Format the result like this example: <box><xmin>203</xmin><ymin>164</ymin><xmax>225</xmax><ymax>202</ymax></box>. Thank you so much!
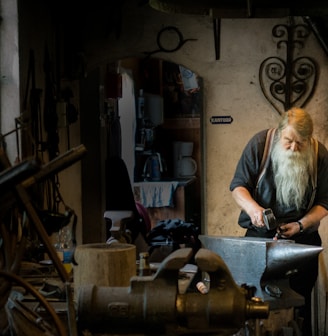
<box><xmin>199</xmin><ymin>235</ymin><xmax>323</xmax><ymax>310</ymax></box>
<box><xmin>77</xmin><ymin>247</ymin><xmax>269</xmax><ymax>335</ymax></box>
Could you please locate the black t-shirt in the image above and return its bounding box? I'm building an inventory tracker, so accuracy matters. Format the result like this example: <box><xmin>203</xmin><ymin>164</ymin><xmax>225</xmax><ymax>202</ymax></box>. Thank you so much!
<box><xmin>230</xmin><ymin>129</ymin><xmax>328</xmax><ymax>236</ymax></box>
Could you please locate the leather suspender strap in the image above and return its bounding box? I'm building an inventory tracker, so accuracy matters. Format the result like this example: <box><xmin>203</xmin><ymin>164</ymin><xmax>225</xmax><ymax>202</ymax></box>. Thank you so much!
<box><xmin>260</xmin><ymin>128</ymin><xmax>276</xmax><ymax>172</ymax></box>
<box><xmin>307</xmin><ymin>138</ymin><xmax>318</xmax><ymax>211</ymax></box>
<box><xmin>255</xmin><ymin>128</ymin><xmax>276</xmax><ymax>191</ymax></box>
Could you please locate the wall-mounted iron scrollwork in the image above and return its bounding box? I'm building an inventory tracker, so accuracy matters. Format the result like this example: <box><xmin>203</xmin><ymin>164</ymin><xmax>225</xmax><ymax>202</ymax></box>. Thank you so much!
<box><xmin>259</xmin><ymin>21</ymin><xmax>318</xmax><ymax>115</ymax></box>
<box><xmin>143</xmin><ymin>26</ymin><xmax>197</xmax><ymax>58</ymax></box>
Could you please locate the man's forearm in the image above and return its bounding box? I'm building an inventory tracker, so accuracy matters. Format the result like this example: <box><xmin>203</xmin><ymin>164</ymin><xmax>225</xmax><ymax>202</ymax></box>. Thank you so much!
<box><xmin>232</xmin><ymin>186</ymin><xmax>259</xmax><ymax>214</ymax></box>
<box><xmin>298</xmin><ymin>205</ymin><xmax>328</xmax><ymax>231</ymax></box>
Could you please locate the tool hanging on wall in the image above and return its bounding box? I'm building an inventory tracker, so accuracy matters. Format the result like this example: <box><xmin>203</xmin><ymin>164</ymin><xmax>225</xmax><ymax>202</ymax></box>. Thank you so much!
<box><xmin>43</xmin><ymin>44</ymin><xmax>59</xmax><ymax>161</ymax></box>
<box><xmin>18</xmin><ymin>47</ymin><xmax>78</xmax><ymax>250</ymax></box>
<box><xmin>58</xmin><ymin>87</ymin><xmax>79</xmax><ymax>151</ymax></box>
<box><xmin>39</xmin><ymin>177</ymin><xmax>77</xmax><ymax>252</ymax></box>
<box><xmin>22</xmin><ymin>49</ymin><xmax>43</xmax><ymax>159</ymax></box>
<box><xmin>41</xmin><ymin>44</ymin><xmax>62</xmax><ymax>232</ymax></box>
<box><xmin>43</xmin><ymin>45</ymin><xmax>70</xmax><ymax>224</ymax></box>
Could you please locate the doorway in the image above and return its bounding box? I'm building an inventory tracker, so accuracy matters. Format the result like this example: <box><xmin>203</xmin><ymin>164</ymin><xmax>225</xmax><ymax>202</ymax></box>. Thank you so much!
<box><xmin>119</xmin><ymin>57</ymin><xmax>202</xmax><ymax>226</ymax></box>
<box><xmin>80</xmin><ymin>57</ymin><xmax>203</xmax><ymax>243</ymax></box>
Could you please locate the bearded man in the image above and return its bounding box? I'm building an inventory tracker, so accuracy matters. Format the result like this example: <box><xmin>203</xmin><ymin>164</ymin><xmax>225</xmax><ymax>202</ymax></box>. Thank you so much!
<box><xmin>230</xmin><ymin>107</ymin><xmax>328</xmax><ymax>335</ymax></box>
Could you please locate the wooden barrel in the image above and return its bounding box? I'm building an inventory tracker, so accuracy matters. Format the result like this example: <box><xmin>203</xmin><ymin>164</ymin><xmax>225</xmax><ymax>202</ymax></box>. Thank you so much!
<box><xmin>74</xmin><ymin>243</ymin><xmax>136</xmax><ymax>293</ymax></box>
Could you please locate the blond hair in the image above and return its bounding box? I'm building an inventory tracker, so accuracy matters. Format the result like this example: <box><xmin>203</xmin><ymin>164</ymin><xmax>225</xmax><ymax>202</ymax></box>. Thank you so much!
<box><xmin>277</xmin><ymin>107</ymin><xmax>313</xmax><ymax>140</ymax></box>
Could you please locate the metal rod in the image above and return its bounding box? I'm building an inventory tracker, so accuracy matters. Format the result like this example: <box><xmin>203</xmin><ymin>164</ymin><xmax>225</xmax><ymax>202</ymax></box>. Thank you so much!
<box><xmin>213</xmin><ymin>18</ymin><xmax>221</xmax><ymax>60</ymax></box>
<box><xmin>22</xmin><ymin>144</ymin><xmax>87</xmax><ymax>188</ymax></box>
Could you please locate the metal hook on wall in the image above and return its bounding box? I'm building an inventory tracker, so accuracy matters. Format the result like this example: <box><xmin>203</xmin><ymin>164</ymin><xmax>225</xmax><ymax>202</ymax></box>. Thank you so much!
<box><xmin>143</xmin><ymin>26</ymin><xmax>197</xmax><ymax>58</ymax></box>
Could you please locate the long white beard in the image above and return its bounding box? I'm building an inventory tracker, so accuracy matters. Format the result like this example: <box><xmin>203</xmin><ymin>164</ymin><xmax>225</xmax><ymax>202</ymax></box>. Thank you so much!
<box><xmin>271</xmin><ymin>140</ymin><xmax>314</xmax><ymax>210</ymax></box>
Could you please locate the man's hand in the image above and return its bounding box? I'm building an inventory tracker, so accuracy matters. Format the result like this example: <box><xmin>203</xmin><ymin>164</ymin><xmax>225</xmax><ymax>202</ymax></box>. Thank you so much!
<box><xmin>232</xmin><ymin>186</ymin><xmax>266</xmax><ymax>228</ymax></box>
<box><xmin>275</xmin><ymin>222</ymin><xmax>299</xmax><ymax>239</ymax></box>
<box><xmin>251</xmin><ymin>209</ymin><xmax>265</xmax><ymax>228</ymax></box>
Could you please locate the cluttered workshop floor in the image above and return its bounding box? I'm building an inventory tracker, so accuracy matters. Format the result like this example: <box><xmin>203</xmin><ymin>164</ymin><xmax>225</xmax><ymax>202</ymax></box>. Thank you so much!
<box><xmin>0</xmin><ymin>144</ymin><xmax>86</xmax><ymax>336</ymax></box>
<box><xmin>4</xmin><ymin>253</ymin><xmax>302</xmax><ymax>336</ymax></box>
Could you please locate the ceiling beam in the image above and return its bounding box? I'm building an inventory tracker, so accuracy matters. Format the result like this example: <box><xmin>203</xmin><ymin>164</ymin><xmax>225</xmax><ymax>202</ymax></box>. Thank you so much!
<box><xmin>149</xmin><ymin>0</ymin><xmax>328</xmax><ymax>17</ymax></box>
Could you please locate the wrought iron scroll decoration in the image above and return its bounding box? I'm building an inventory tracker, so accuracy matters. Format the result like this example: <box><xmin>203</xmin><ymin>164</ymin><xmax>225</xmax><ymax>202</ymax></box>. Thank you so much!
<box><xmin>143</xmin><ymin>26</ymin><xmax>198</xmax><ymax>59</ymax></box>
<box><xmin>259</xmin><ymin>21</ymin><xmax>318</xmax><ymax>115</ymax></box>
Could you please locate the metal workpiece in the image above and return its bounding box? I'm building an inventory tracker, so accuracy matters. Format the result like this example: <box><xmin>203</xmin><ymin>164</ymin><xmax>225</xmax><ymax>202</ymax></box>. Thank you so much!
<box><xmin>199</xmin><ymin>236</ymin><xmax>323</xmax><ymax>308</ymax></box>
<box><xmin>77</xmin><ymin>247</ymin><xmax>269</xmax><ymax>335</ymax></box>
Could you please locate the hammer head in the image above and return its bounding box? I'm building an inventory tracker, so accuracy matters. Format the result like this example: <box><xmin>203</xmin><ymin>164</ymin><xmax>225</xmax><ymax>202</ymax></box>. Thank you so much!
<box><xmin>262</xmin><ymin>208</ymin><xmax>277</xmax><ymax>230</ymax></box>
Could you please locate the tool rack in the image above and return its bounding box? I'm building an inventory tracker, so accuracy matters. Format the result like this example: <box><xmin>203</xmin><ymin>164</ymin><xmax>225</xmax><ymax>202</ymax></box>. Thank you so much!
<box><xmin>0</xmin><ymin>143</ymin><xmax>87</xmax><ymax>336</ymax></box>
